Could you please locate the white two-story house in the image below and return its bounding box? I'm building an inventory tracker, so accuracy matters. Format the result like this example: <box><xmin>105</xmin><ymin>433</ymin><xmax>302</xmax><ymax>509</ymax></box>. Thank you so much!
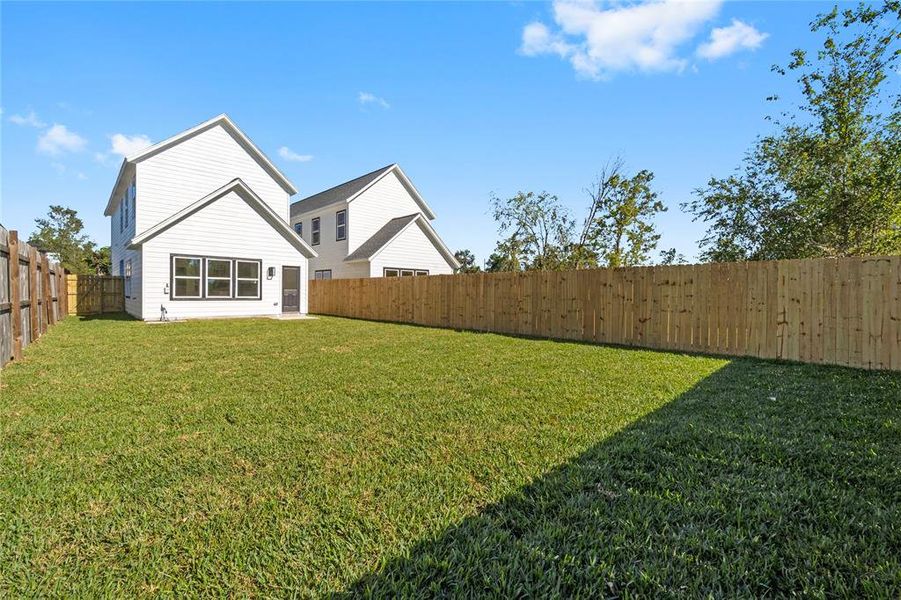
<box><xmin>289</xmin><ymin>164</ymin><xmax>459</xmax><ymax>279</ymax></box>
<box><xmin>107</xmin><ymin>114</ymin><xmax>317</xmax><ymax>321</ymax></box>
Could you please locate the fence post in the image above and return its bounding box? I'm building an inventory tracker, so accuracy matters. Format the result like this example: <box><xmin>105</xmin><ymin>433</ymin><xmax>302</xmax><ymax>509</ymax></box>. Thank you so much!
<box><xmin>29</xmin><ymin>247</ymin><xmax>39</xmax><ymax>341</ymax></box>
<box><xmin>8</xmin><ymin>231</ymin><xmax>22</xmax><ymax>361</ymax></box>
<box><xmin>42</xmin><ymin>253</ymin><xmax>53</xmax><ymax>329</ymax></box>
<box><xmin>59</xmin><ymin>269</ymin><xmax>68</xmax><ymax>318</ymax></box>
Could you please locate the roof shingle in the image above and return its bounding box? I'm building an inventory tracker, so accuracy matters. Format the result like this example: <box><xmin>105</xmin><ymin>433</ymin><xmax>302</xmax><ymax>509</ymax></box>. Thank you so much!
<box><xmin>344</xmin><ymin>214</ymin><xmax>421</xmax><ymax>262</ymax></box>
<box><xmin>290</xmin><ymin>164</ymin><xmax>395</xmax><ymax>217</ymax></box>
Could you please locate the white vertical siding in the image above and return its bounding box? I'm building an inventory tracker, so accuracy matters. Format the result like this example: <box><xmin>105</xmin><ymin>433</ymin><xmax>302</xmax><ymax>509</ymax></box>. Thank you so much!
<box><xmin>348</xmin><ymin>171</ymin><xmax>424</xmax><ymax>254</ymax></box>
<box><xmin>368</xmin><ymin>222</ymin><xmax>455</xmax><ymax>276</ymax></box>
<box><xmin>141</xmin><ymin>190</ymin><xmax>308</xmax><ymax>320</ymax></box>
<box><xmin>135</xmin><ymin>124</ymin><xmax>290</xmax><ymax>234</ymax></box>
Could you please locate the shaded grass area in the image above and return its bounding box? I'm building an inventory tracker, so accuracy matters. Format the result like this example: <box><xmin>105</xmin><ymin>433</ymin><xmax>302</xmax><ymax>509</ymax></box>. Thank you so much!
<box><xmin>0</xmin><ymin>315</ymin><xmax>898</xmax><ymax>597</ymax></box>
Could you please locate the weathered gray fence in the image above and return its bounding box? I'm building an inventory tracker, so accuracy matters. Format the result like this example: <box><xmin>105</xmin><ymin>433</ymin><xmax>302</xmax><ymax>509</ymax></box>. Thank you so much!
<box><xmin>0</xmin><ymin>225</ymin><xmax>68</xmax><ymax>368</ymax></box>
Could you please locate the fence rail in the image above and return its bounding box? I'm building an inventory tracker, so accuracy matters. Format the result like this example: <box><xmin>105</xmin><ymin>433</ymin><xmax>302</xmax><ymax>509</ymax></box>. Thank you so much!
<box><xmin>310</xmin><ymin>256</ymin><xmax>900</xmax><ymax>371</ymax></box>
<box><xmin>0</xmin><ymin>226</ymin><xmax>68</xmax><ymax>368</ymax></box>
<box><xmin>66</xmin><ymin>275</ymin><xmax>125</xmax><ymax>315</ymax></box>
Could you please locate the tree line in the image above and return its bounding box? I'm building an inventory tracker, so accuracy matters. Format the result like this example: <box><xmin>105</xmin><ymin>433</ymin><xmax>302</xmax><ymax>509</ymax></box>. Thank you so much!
<box><xmin>456</xmin><ymin>2</ymin><xmax>900</xmax><ymax>273</ymax></box>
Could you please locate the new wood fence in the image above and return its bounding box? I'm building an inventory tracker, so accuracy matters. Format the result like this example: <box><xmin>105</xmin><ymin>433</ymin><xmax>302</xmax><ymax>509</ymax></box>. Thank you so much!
<box><xmin>66</xmin><ymin>275</ymin><xmax>125</xmax><ymax>315</ymax></box>
<box><xmin>0</xmin><ymin>226</ymin><xmax>68</xmax><ymax>368</ymax></box>
<box><xmin>310</xmin><ymin>256</ymin><xmax>900</xmax><ymax>371</ymax></box>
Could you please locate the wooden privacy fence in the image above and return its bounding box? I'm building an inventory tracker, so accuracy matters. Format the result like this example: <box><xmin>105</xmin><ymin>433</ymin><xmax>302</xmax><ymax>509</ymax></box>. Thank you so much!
<box><xmin>66</xmin><ymin>275</ymin><xmax>125</xmax><ymax>315</ymax></box>
<box><xmin>310</xmin><ymin>256</ymin><xmax>900</xmax><ymax>371</ymax></box>
<box><xmin>0</xmin><ymin>226</ymin><xmax>68</xmax><ymax>368</ymax></box>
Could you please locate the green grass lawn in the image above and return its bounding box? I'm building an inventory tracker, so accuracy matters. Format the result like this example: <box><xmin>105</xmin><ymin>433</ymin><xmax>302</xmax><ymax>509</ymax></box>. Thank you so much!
<box><xmin>1</xmin><ymin>315</ymin><xmax>899</xmax><ymax>597</ymax></box>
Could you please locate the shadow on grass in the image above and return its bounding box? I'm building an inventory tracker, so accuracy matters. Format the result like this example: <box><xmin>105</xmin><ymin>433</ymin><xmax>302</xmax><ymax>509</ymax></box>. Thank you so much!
<box><xmin>72</xmin><ymin>312</ymin><xmax>137</xmax><ymax>322</ymax></box>
<box><xmin>342</xmin><ymin>360</ymin><xmax>900</xmax><ymax>597</ymax></box>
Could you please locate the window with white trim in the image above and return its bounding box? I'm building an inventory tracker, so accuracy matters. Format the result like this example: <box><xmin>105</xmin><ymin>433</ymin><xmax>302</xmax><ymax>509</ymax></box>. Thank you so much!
<box><xmin>119</xmin><ymin>203</ymin><xmax>124</xmax><ymax>233</ymax></box>
<box><xmin>383</xmin><ymin>267</ymin><xmax>428</xmax><ymax>277</ymax></box>
<box><xmin>314</xmin><ymin>269</ymin><xmax>332</xmax><ymax>280</ymax></box>
<box><xmin>206</xmin><ymin>258</ymin><xmax>232</xmax><ymax>297</ymax></box>
<box><xmin>172</xmin><ymin>256</ymin><xmax>202</xmax><ymax>298</ymax></box>
<box><xmin>124</xmin><ymin>195</ymin><xmax>129</xmax><ymax>229</ymax></box>
<box><xmin>312</xmin><ymin>217</ymin><xmax>320</xmax><ymax>245</ymax></box>
<box><xmin>236</xmin><ymin>260</ymin><xmax>261</xmax><ymax>298</ymax></box>
<box><xmin>336</xmin><ymin>210</ymin><xmax>346</xmax><ymax>241</ymax></box>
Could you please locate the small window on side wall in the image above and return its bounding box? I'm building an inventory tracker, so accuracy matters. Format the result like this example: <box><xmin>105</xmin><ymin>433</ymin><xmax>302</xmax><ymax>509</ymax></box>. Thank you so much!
<box><xmin>312</xmin><ymin>217</ymin><xmax>320</xmax><ymax>245</ymax></box>
<box><xmin>336</xmin><ymin>210</ymin><xmax>346</xmax><ymax>241</ymax></box>
<box><xmin>383</xmin><ymin>268</ymin><xmax>399</xmax><ymax>277</ymax></box>
<box><xmin>415</xmin><ymin>270</ymin><xmax>429</xmax><ymax>276</ymax></box>
<box><xmin>314</xmin><ymin>269</ymin><xmax>332</xmax><ymax>280</ymax></box>
<box><xmin>293</xmin><ymin>222</ymin><xmax>303</xmax><ymax>236</ymax></box>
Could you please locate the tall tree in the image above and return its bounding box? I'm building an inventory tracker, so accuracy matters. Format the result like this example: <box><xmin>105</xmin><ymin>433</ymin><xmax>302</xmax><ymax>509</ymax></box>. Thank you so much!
<box><xmin>582</xmin><ymin>164</ymin><xmax>666</xmax><ymax>268</ymax></box>
<box><xmin>489</xmin><ymin>191</ymin><xmax>576</xmax><ymax>271</ymax></box>
<box><xmin>88</xmin><ymin>246</ymin><xmax>112</xmax><ymax>275</ymax></box>
<box><xmin>453</xmin><ymin>249</ymin><xmax>481</xmax><ymax>273</ymax></box>
<box><xmin>686</xmin><ymin>1</ymin><xmax>901</xmax><ymax>260</ymax></box>
<box><xmin>28</xmin><ymin>205</ymin><xmax>96</xmax><ymax>274</ymax></box>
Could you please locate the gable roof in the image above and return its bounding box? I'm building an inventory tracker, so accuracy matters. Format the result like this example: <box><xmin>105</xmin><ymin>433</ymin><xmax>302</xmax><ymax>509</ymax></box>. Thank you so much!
<box><xmin>128</xmin><ymin>178</ymin><xmax>317</xmax><ymax>258</ymax></box>
<box><xmin>104</xmin><ymin>114</ymin><xmax>296</xmax><ymax>216</ymax></box>
<box><xmin>344</xmin><ymin>213</ymin><xmax>460</xmax><ymax>269</ymax></box>
<box><xmin>289</xmin><ymin>163</ymin><xmax>436</xmax><ymax>220</ymax></box>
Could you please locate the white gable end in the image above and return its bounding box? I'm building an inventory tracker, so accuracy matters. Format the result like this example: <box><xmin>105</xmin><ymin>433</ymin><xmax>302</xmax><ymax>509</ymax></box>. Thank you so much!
<box><xmin>142</xmin><ymin>189</ymin><xmax>308</xmax><ymax>319</ymax></box>
<box><xmin>369</xmin><ymin>220</ymin><xmax>456</xmax><ymax>276</ymax></box>
<box><xmin>136</xmin><ymin>123</ymin><xmax>290</xmax><ymax>233</ymax></box>
<box><xmin>347</xmin><ymin>170</ymin><xmax>425</xmax><ymax>253</ymax></box>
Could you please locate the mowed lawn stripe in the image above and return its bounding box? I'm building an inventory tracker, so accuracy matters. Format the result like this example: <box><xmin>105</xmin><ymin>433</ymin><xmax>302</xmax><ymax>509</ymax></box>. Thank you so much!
<box><xmin>1</xmin><ymin>316</ymin><xmax>898</xmax><ymax>597</ymax></box>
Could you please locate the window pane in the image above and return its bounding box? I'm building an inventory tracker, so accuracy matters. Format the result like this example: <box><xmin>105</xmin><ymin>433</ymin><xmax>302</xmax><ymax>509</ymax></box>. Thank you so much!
<box><xmin>415</xmin><ymin>270</ymin><xmax>428</xmax><ymax>276</ymax></box>
<box><xmin>207</xmin><ymin>259</ymin><xmax>231</xmax><ymax>278</ymax></box>
<box><xmin>401</xmin><ymin>270</ymin><xmax>414</xmax><ymax>277</ymax></box>
<box><xmin>175</xmin><ymin>278</ymin><xmax>200</xmax><ymax>297</ymax></box>
<box><xmin>384</xmin><ymin>269</ymin><xmax>399</xmax><ymax>277</ymax></box>
<box><xmin>207</xmin><ymin>279</ymin><xmax>231</xmax><ymax>297</ymax></box>
<box><xmin>175</xmin><ymin>257</ymin><xmax>200</xmax><ymax>277</ymax></box>
<box><xmin>237</xmin><ymin>279</ymin><xmax>259</xmax><ymax>297</ymax></box>
<box><xmin>321</xmin><ymin>270</ymin><xmax>332</xmax><ymax>280</ymax></box>
<box><xmin>237</xmin><ymin>261</ymin><xmax>259</xmax><ymax>279</ymax></box>
<box><xmin>337</xmin><ymin>210</ymin><xmax>346</xmax><ymax>225</ymax></box>
<box><xmin>293</xmin><ymin>222</ymin><xmax>302</xmax><ymax>235</ymax></box>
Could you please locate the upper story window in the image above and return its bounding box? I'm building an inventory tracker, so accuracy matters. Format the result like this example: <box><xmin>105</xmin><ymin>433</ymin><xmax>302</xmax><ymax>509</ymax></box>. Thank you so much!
<box><xmin>312</xmin><ymin>217</ymin><xmax>320</xmax><ymax>246</ymax></box>
<box><xmin>294</xmin><ymin>222</ymin><xmax>303</xmax><ymax>236</ymax></box>
<box><xmin>119</xmin><ymin>202</ymin><xmax>124</xmax><ymax>233</ymax></box>
<box><xmin>124</xmin><ymin>194</ymin><xmax>129</xmax><ymax>228</ymax></box>
<box><xmin>336</xmin><ymin>210</ymin><xmax>346</xmax><ymax>241</ymax></box>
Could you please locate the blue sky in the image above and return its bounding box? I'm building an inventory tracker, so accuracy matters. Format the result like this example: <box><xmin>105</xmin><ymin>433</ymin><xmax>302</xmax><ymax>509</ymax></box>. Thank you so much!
<box><xmin>2</xmin><ymin>1</ymin><xmax>830</xmax><ymax>264</ymax></box>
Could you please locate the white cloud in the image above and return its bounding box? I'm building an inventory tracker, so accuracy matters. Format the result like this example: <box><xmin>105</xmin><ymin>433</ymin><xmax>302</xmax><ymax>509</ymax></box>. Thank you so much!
<box><xmin>358</xmin><ymin>91</ymin><xmax>390</xmax><ymax>109</ymax></box>
<box><xmin>9</xmin><ymin>109</ymin><xmax>46</xmax><ymax>128</ymax></box>
<box><xmin>278</xmin><ymin>146</ymin><xmax>313</xmax><ymax>162</ymax></box>
<box><xmin>109</xmin><ymin>133</ymin><xmax>152</xmax><ymax>157</ymax></box>
<box><xmin>37</xmin><ymin>124</ymin><xmax>87</xmax><ymax>155</ymax></box>
<box><xmin>696</xmin><ymin>19</ymin><xmax>768</xmax><ymax>60</ymax></box>
<box><xmin>520</xmin><ymin>0</ymin><xmax>723</xmax><ymax>79</ymax></box>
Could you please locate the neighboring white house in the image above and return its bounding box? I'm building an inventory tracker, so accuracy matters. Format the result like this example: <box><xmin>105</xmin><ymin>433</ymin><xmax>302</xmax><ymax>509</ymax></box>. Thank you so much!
<box><xmin>106</xmin><ymin>114</ymin><xmax>317</xmax><ymax>321</ymax></box>
<box><xmin>289</xmin><ymin>164</ymin><xmax>459</xmax><ymax>279</ymax></box>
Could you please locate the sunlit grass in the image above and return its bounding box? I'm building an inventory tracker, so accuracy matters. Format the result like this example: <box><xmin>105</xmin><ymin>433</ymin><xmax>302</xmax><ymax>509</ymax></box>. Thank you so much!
<box><xmin>1</xmin><ymin>315</ymin><xmax>898</xmax><ymax>597</ymax></box>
